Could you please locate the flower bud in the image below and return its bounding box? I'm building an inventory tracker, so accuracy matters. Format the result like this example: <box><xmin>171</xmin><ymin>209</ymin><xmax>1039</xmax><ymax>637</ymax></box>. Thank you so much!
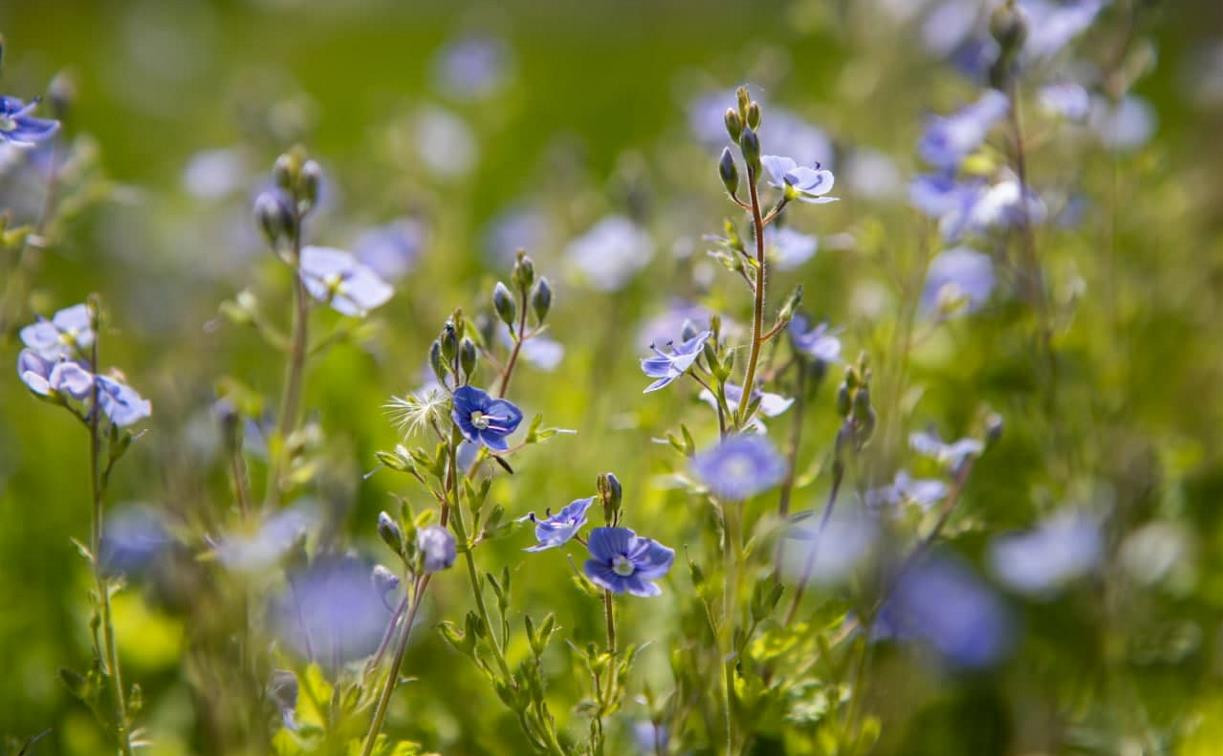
<box><xmin>739</xmin><ymin>126</ymin><xmax>761</xmax><ymax>176</ymax></box>
<box><xmin>990</xmin><ymin>0</ymin><xmax>1029</xmax><ymax>56</ymax></box>
<box><xmin>377</xmin><ymin>511</ymin><xmax>404</xmax><ymax>555</ymax></box>
<box><xmin>724</xmin><ymin>107</ymin><xmax>743</xmax><ymax>142</ymax></box>
<box><xmin>460</xmin><ymin>338</ymin><xmax>478</xmax><ymax>378</ymax></box>
<box><xmin>746</xmin><ymin>101</ymin><xmax>761</xmax><ymax>130</ymax></box>
<box><xmin>985</xmin><ymin>412</ymin><xmax>1004</xmax><ymax>446</ymax></box>
<box><xmin>254</xmin><ymin>191</ymin><xmax>293</xmax><ymax>247</ymax></box>
<box><xmin>418</xmin><ymin>525</ymin><xmax>456</xmax><ymax>573</ymax></box>
<box><xmin>213</xmin><ymin>398</ymin><xmax>242</xmax><ymax>452</ymax></box>
<box><xmin>736</xmin><ymin>86</ymin><xmax>751</xmax><ymax>122</ymax></box>
<box><xmin>371</xmin><ymin>564</ymin><xmax>401</xmax><ymax>598</ymax></box>
<box><xmin>531</xmin><ymin>277</ymin><xmax>552</xmax><ymax>323</ymax></box>
<box><xmin>273</xmin><ymin>154</ymin><xmax>295</xmax><ymax>190</ymax></box>
<box><xmin>836</xmin><ymin>383</ymin><xmax>852</xmax><ymax>417</ymax></box>
<box><xmin>441</xmin><ymin>321</ymin><xmax>459</xmax><ymax>363</ymax></box>
<box><xmin>48</xmin><ymin>71</ymin><xmax>76</xmax><ymax>118</ymax></box>
<box><xmin>429</xmin><ymin>339</ymin><xmax>448</xmax><ymax>382</ymax></box>
<box><xmin>493</xmin><ymin>281</ymin><xmax>517</xmax><ymax>328</ymax></box>
<box><xmin>512</xmin><ymin>251</ymin><xmax>535</xmax><ymax>290</ymax></box>
<box><xmin>597</xmin><ymin>472</ymin><xmax>623</xmax><ymax>524</ymax></box>
<box><xmin>718</xmin><ymin>147</ymin><xmax>739</xmax><ymax>196</ymax></box>
<box><xmin>299</xmin><ymin>160</ymin><xmax>322</xmax><ymax>210</ymax></box>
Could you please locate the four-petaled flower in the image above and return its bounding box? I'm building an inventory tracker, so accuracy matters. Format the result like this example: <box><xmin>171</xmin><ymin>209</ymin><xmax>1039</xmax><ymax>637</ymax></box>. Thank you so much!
<box><xmin>583</xmin><ymin>526</ymin><xmax>674</xmax><ymax>597</ymax></box>
<box><xmin>17</xmin><ymin>350</ymin><xmax>92</xmax><ymax>398</ymax></box>
<box><xmin>640</xmin><ymin>330</ymin><xmax>712</xmax><ymax>393</ymax></box>
<box><xmin>520</xmin><ymin>497</ymin><xmax>594</xmax><ymax>552</ymax></box>
<box><xmin>20</xmin><ymin>303</ymin><xmax>94</xmax><ymax>360</ymax></box>
<box><xmin>761</xmin><ymin>155</ymin><xmax>837</xmax><ymax>204</ymax></box>
<box><xmin>691</xmin><ymin>434</ymin><xmax>788</xmax><ymax>501</ymax></box>
<box><xmin>789</xmin><ymin>315</ymin><xmax>842</xmax><ymax>364</ymax></box>
<box><xmin>96</xmin><ymin>375</ymin><xmax>152</xmax><ymax>427</ymax></box>
<box><xmin>451</xmin><ymin>385</ymin><xmax>523</xmax><ymax>452</ymax></box>
<box><xmin>0</xmin><ymin>96</ymin><xmax>60</xmax><ymax>146</ymax></box>
<box><xmin>299</xmin><ymin>246</ymin><xmax>394</xmax><ymax>317</ymax></box>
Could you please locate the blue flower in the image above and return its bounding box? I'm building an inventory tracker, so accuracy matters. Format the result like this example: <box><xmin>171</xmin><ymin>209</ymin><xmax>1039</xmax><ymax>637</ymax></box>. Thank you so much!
<box><xmin>565</xmin><ymin>215</ymin><xmax>654</xmax><ymax>292</ymax></box>
<box><xmin>864</xmin><ymin>471</ymin><xmax>948</xmax><ymax>514</ymax></box>
<box><xmin>789</xmin><ymin>315</ymin><xmax>842</xmax><ymax>364</ymax></box>
<box><xmin>876</xmin><ymin>555</ymin><xmax>1013</xmax><ymax>669</ymax></box>
<box><xmin>1039</xmin><ymin>82</ymin><xmax>1091</xmax><ymax>121</ymax></box>
<box><xmin>215</xmin><ymin>506</ymin><xmax>317</xmax><ymax>572</ymax></box>
<box><xmin>20</xmin><ymin>303</ymin><xmax>94</xmax><ymax>360</ymax></box>
<box><xmin>782</xmin><ymin>510</ymin><xmax>877</xmax><ymax>586</ymax></box>
<box><xmin>691</xmin><ymin>435</ymin><xmax>788</xmax><ymax>501</ymax></box>
<box><xmin>989</xmin><ymin>509</ymin><xmax>1102</xmax><ymax>596</ymax></box>
<box><xmin>698</xmin><ymin>383</ymin><xmax>793</xmax><ymax>433</ymax></box>
<box><xmin>910</xmin><ymin>429</ymin><xmax>984</xmax><ymax>469</ymax></box>
<box><xmin>96</xmin><ymin>375</ymin><xmax>152</xmax><ymax>427</ymax></box>
<box><xmin>272</xmin><ymin>555</ymin><xmax>393</xmax><ymax>663</ymax></box>
<box><xmin>917</xmin><ymin>91</ymin><xmax>1009</xmax><ymax>169</ymax></box>
<box><xmin>1089</xmin><ymin>94</ymin><xmax>1156</xmax><ymax>152</ymax></box>
<box><xmin>640</xmin><ymin>330</ymin><xmax>712</xmax><ymax>393</ymax></box>
<box><xmin>583</xmin><ymin>526</ymin><xmax>674</xmax><ymax>597</ymax></box>
<box><xmin>451</xmin><ymin>385</ymin><xmax>524</xmax><ymax>452</ymax></box>
<box><xmin>17</xmin><ymin>349</ymin><xmax>92</xmax><ymax>399</ymax></box>
<box><xmin>920</xmin><ymin>247</ymin><xmax>995</xmax><ymax>316</ymax></box>
<box><xmin>1020</xmin><ymin>0</ymin><xmax>1105</xmax><ymax>60</ymax></box>
<box><xmin>354</xmin><ymin>218</ymin><xmax>424</xmax><ymax>282</ymax></box>
<box><xmin>499</xmin><ymin>325</ymin><xmax>564</xmax><ymax>372</ymax></box>
<box><xmin>432</xmin><ymin>34</ymin><xmax>512</xmax><ymax>101</ymax></box>
<box><xmin>0</xmin><ymin>96</ymin><xmax>59</xmax><ymax>146</ymax></box>
<box><xmin>100</xmin><ymin>506</ymin><xmax>172</xmax><ymax>577</ymax></box>
<box><xmin>909</xmin><ymin>172</ymin><xmax>984</xmax><ymax>240</ymax></box>
<box><xmin>417</xmin><ymin>525</ymin><xmax>457</xmax><ymax>572</ymax></box>
<box><xmin>520</xmin><ymin>497</ymin><xmax>594</xmax><ymax>552</ymax></box>
<box><xmin>760</xmin><ymin>155</ymin><xmax>837</xmax><ymax>204</ymax></box>
<box><xmin>766</xmin><ymin>226</ymin><xmax>819</xmax><ymax>270</ymax></box>
<box><xmin>299</xmin><ymin>246</ymin><xmax>394</xmax><ymax>317</ymax></box>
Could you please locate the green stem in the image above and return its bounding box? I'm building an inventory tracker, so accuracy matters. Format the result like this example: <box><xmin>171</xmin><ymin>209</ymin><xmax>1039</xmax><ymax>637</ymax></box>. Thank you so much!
<box><xmin>602</xmin><ymin>590</ymin><xmax>616</xmax><ymax>655</ymax></box>
<box><xmin>735</xmin><ymin>170</ymin><xmax>768</xmax><ymax>430</ymax></box>
<box><xmin>268</xmin><ymin>221</ymin><xmax>308</xmax><ymax>507</ymax></box>
<box><xmin>360</xmin><ymin>574</ymin><xmax>431</xmax><ymax>756</ymax></box>
<box><xmin>88</xmin><ymin>322</ymin><xmax>133</xmax><ymax>756</ymax></box>
<box><xmin>721</xmin><ymin>499</ymin><xmax>741</xmax><ymax>754</ymax></box>
<box><xmin>496</xmin><ymin>285</ymin><xmax>530</xmax><ymax>398</ymax></box>
<box><xmin>784</xmin><ymin>454</ymin><xmax>844</xmax><ymax>625</ymax></box>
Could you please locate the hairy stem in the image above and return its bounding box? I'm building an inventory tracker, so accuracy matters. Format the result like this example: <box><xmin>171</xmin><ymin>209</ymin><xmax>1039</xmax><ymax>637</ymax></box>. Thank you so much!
<box><xmin>735</xmin><ymin>169</ymin><xmax>768</xmax><ymax>430</ymax></box>
<box><xmin>496</xmin><ymin>285</ymin><xmax>530</xmax><ymax>398</ymax></box>
<box><xmin>268</xmin><ymin>221</ymin><xmax>309</xmax><ymax>507</ymax></box>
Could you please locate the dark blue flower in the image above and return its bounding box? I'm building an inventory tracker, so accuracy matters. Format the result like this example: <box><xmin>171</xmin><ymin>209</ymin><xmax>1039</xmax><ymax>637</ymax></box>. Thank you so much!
<box><xmin>520</xmin><ymin>497</ymin><xmax>594</xmax><ymax>552</ymax></box>
<box><xmin>640</xmin><ymin>330</ymin><xmax>712</xmax><ymax>393</ymax></box>
<box><xmin>0</xmin><ymin>96</ymin><xmax>60</xmax><ymax>146</ymax></box>
<box><xmin>917</xmin><ymin>91</ymin><xmax>1009</xmax><ymax>169</ymax></box>
<box><xmin>451</xmin><ymin>385</ymin><xmax>523</xmax><ymax>452</ymax></box>
<box><xmin>17</xmin><ymin>349</ymin><xmax>92</xmax><ymax>399</ymax></box>
<box><xmin>20</xmin><ymin>303</ymin><xmax>94</xmax><ymax>360</ymax></box>
<box><xmin>96</xmin><ymin>375</ymin><xmax>152</xmax><ymax>427</ymax></box>
<box><xmin>691</xmin><ymin>435</ymin><xmax>788</xmax><ymax>501</ymax></box>
<box><xmin>789</xmin><ymin>315</ymin><xmax>842</xmax><ymax>364</ymax></box>
<box><xmin>299</xmin><ymin>246</ymin><xmax>394</xmax><ymax>317</ymax></box>
<box><xmin>760</xmin><ymin>155</ymin><xmax>837</xmax><ymax>204</ymax></box>
<box><xmin>583</xmin><ymin>526</ymin><xmax>674</xmax><ymax>597</ymax></box>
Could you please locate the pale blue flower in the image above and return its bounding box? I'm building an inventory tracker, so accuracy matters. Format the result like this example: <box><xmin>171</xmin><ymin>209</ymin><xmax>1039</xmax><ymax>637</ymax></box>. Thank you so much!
<box><xmin>17</xmin><ymin>350</ymin><xmax>92</xmax><ymax>398</ymax></box>
<box><xmin>691</xmin><ymin>435</ymin><xmax>788</xmax><ymax>501</ymax></box>
<box><xmin>100</xmin><ymin>506</ymin><xmax>172</xmax><ymax>577</ymax></box>
<box><xmin>96</xmin><ymin>375</ymin><xmax>152</xmax><ymax>427</ymax></box>
<box><xmin>1020</xmin><ymin>0</ymin><xmax>1105</xmax><ymax>60</ymax></box>
<box><xmin>1089</xmin><ymin>95</ymin><xmax>1156</xmax><ymax>152</ymax></box>
<box><xmin>299</xmin><ymin>246</ymin><xmax>394</xmax><ymax>317</ymax></box>
<box><xmin>767</xmin><ymin>226</ymin><xmax>818</xmax><ymax>270</ymax></box>
<box><xmin>789</xmin><ymin>315</ymin><xmax>842</xmax><ymax>364</ymax></box>
<box><xmin>20</xmin><ymin>303</ymin><xmax>94</xmax><ymax>360</ymax></box>
<box><xmin>918</xmin><ymin>91</ymin><xmax>1009</xmax><ymax>169</ymax></box>
<box><xmin>432</xmin><ymin>34</ymin><xmax>511</xmax><ymax>101</ymax></box>
<box><xmin>920</xmin><ymin>248</ymin><xmax>995</xmax><ymax>316</ymax></box>
<box><xmin>989</xmin><ymin>509</ymin><xmax>1102</xmax><ymax>596</ymax></box>
<box><xmin>566</xmin><ymin>215</ymin><xmax>654</xmax><ymax>291</ymax></box>
<box><xmin>416</xmin><ymin>105</ymin><xmax>477</xmax><ymax>179</ymax></box>
<box><xmin>910</xmin><ymin>429</ymin><xmax>984</xmax><ymax>469</ymax></box>
<box><xmin>640</xmin><ymin>330</ymin><xmax>711</xmax><ymax>393</ymax></box>
<box><xmin>418</xmin><ymin>525</ymin><xmax>457</xmax><ymax>572</ymax></box>
<box><xmin>1039</xmin><ymin>82</ymin><xmax>1091</xmax><ymax>121</ymax></box>
<box><xmin>215</xmin><ymin>506</ymin><xmax>317</xmax><ymax>572</ymax></box>
<box><xmin>273</xmin><ymin>555</ymin><xmax>393</xmax><ymax>663</ymax></box>
<box><xmin>354</xmin><ymin>218</ymin><xmax>424</xmax><ymax>282</ymax></box>
<box><xmin>760</xmin><ymin>155</ymin><xmax>837</xmax><ymax>204</ymax></box>
<box><xmin>783</xmin><ymin>509</ymin><xmax>878</xmax><ymax>586</ymax></box>
<box><xmin>520</xmin><ymin>497</ymin><xmax>594</xmax><ymax>552</ymax></box>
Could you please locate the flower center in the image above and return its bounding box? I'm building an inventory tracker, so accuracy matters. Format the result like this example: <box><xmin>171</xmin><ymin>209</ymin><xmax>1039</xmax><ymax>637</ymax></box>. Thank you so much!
<box><xmin>723</xmin><ymin>454</ymin><xmax>754</xmax><ymax>481</ymax></box>
<box><xmin>0</xmin><ymin>116</ymin><xmax>14</xmax><ymax>132</ymax></box>
<box><xmin>324</xmin><ymin>273</ymin><xmax>345</xmax><ymax>296</ymax></box>
<box><xmin>612</xmin><ymin>555</ymin><xmax>634</xmax><ymax>577</ymax></box>
<box><xmin>469</xmin><ymin>410</ymin><xmax>490</xmax><ymax>430</ymax></box>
